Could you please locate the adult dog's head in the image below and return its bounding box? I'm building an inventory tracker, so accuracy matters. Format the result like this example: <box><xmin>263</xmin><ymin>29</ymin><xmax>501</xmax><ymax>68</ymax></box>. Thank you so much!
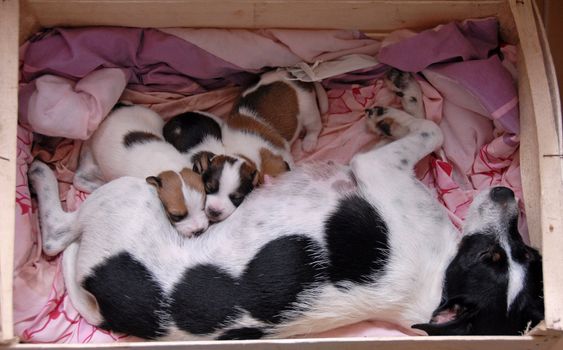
<box><xmin>413</xmin><ymin>186</ymin><xmax>544</xmax><ymax>335</ymax></box>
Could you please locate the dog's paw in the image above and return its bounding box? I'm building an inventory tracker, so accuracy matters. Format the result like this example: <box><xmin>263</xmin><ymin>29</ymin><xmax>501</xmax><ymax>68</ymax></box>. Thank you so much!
<box><xmin>365</xmin><ymin>106</ymin><xmax>411</xmax><ymax>139</ymax></box>
<box><xmin>301</xmin><ymin>137</ymin><xmax>318</xmax><ymax>153</ymax></box>
<box><xmin>29</xmin><ymin>160</ymin><xmax>47</xmax><ymax>176</ymax></box>
<box><xmin>28</xmin><ymin>161</ymin><xmax>50</xmax><ymax>184</ymax></box>
<box><xmin>386</xmin><ymin>68</ymin><xmax>412</xmax><ymax>92</ymax></box>
<box><xmin>385</xmin><ymin>69</ymin><xmax>425</xmax><ymax>119</ymax></box>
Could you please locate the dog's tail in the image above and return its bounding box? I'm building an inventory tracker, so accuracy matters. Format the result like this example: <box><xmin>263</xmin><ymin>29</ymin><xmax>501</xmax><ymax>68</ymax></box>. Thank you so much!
<box><xmin>62</xmin><ymin>242</ymin><xmax>105</xmax><ymax>326</ymax></box>
<box><xmin>28</xmin><ymin>160</ymin><xmax>80</xmax><ymax>256</ymax></box>
<box><xmin>313</xmin><ymin>81</ymin><xmax>329</xmax><ymax>115</ymax></box>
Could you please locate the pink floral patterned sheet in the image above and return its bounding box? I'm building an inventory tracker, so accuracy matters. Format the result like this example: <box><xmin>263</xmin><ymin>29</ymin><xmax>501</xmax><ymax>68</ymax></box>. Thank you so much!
<box><xmin>14</xmin><ymin>22</ymin><xmax>525</xmax><ymax>343</ymax></box>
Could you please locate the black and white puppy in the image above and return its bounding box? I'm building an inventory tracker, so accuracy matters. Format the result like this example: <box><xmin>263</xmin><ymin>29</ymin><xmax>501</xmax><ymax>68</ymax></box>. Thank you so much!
<box><xmin>29</xmin><ymin>76</ymin><xmax>543</xmax><ymax>340</ymax></box>
<box><xmin>163</xmin><ymin>111</ymin><xmax>261</xmax><ymax>222</ymax></box>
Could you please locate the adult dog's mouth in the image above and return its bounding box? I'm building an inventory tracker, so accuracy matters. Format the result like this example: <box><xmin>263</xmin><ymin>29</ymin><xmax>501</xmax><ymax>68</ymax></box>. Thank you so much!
<box><xmin>411</xmin><ymin>299</ymin><xmax>479</xmax><ymax>335</ymax></box>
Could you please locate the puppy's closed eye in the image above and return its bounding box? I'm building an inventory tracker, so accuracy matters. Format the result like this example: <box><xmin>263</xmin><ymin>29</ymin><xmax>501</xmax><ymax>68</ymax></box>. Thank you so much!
<box><xmin>168</xmin><ymin>212</ymin><xmax>188</xmax><ymax>223</ymax></box>
<box><xmin>205</xmin><ymin>181</ymin><xmax>219</xmax><ymax>194</ymax></box>
<box><xmin>229</xmin><ymin>193</ymin><xmax>244</xmax><ymax>207</ymax></box>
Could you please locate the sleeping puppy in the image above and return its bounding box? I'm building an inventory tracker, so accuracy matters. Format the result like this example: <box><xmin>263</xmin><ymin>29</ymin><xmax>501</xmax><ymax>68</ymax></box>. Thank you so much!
<box><xmin>73</xmin><ymin>104</ymin><xmax>208</xmax><ymax>238</ymax></box>
<box><xmin>163</xmin><ymin>111</ymin><xmax>223</xmax><ymax>154</ymax></box>
<box><xmin>231</xmin><ymin>69</ymin><xmax>328</xmax><ymax>154</ymax></box>
<box><xmin>29</xmin><ymin>72</ymin><xmax>543</xmax><ymax>339</ymax></box>
<box><xmin>163</xmin><ymin>111</ymin><xmax>261</xmax><ymax>222</ymax></box>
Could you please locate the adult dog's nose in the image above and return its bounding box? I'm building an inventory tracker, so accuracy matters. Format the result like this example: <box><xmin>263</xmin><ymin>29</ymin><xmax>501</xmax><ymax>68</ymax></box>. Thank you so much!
<box><xmin>490</xmin><ymin>186</ymin><xmax>514</xmax><ymax>203</ymax></box>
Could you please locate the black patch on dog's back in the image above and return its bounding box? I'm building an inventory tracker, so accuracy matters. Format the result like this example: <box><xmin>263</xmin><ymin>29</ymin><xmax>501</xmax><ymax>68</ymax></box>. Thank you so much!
<box><xmin>170</xmin><ymin>235</ymin><xmax>326</xmax><ymax>336</ymax></box>
<box><xmin>123</xmin><ymin>131</ymin><xmax>163</xmax><ymax>148</ymax></box>
<box><xmin>324</xmin><ymin>195</ymin><xmax>390</xmax><ymax>285</ymax></box>
<box><xmin>240</xmin><ymin>235</ymin><xmax>326</xmax><ymax>324</ymax></box>
<box><xmin>169</xmin><ymin>265</ymin><xmax>240</xmax><ymax>335</ymax></box>
<box><xmin>163</xmin><ymin>112</ymin><xmax>222</xmax><ymax>153</ymax></box>
<box><xmin>217</xmin><ymin>327</ymin><xmax>264</xmax><ymax>340</ymax></box>
<box><xmin>82</xmin><ymin>252</ymin><xmax>168</xmax><ymax>339</ymax></box>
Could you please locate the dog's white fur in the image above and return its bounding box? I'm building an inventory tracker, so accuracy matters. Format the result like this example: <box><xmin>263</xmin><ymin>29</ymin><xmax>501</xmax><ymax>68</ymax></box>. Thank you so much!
<box><xmin>91</xmin><ymin>106</ymin><xmax>189</xmax><ymax>180</ymax></box>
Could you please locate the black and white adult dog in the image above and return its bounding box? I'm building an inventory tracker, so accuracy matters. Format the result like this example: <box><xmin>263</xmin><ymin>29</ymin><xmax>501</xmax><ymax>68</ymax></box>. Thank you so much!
<box><xmin>29</xmin><ymin>74</ymin><xmax>543</xmax><ymax>340</ymax></box>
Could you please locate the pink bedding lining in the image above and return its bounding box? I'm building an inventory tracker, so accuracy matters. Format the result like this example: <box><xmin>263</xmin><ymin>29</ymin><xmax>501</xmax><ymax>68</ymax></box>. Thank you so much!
<box><xmin>14</xmin><ymin>20</ymin><xmax>524</xmax><ymax>343</ymax></box>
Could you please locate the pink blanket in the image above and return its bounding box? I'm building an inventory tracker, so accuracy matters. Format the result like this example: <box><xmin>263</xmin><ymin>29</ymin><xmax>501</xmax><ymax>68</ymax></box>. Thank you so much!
<box><xmin>15</xmin><ymin>21</ymin><xmax>524</xmax><ymax>343</ymax></box>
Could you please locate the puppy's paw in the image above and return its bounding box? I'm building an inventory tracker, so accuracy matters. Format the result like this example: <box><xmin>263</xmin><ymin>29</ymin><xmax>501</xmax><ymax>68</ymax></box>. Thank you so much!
<box><xmin>365</xmin><ymin>106</ymin><xmax>410</xmax><ymax>139</ymax></box>
<box><xmin>385</xmin><ymin>69</ymin><xmax>425</xmax><ymax>119</ymax></box>
<box><xmin>386</xmin><ymin>68</ymin><xmax>412</xmax><ymax>92</ymax></box>
<box><xmin>301</xmin><ymin>137</ymin><xmax>318</xmax><ymax>153</ymax></box>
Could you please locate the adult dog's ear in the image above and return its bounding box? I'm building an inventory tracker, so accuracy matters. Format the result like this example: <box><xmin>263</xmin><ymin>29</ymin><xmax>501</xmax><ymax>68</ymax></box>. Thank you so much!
<box><xmin>191</xmin><ymin>151</ymin><xmax>215</xmax><ymax>174</ymax></box>
<box><xmin>146</xmin><ymin>176</ymin><xmax>162</xmax><ymax>188</ymax></box>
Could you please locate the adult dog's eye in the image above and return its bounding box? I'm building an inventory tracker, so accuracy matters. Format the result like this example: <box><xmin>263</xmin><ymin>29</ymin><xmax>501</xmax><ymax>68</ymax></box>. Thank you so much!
<box><xmin>229</xmin><ymin>194</ymin><xmax>244</xmax><ymax>207</ymax></box>
<box><xmin>479</xmin><ymin>248</ymin><xmax>505</xmax><ymax>264</ymax></box>
<box><xmin>169</xmin><ymin>213</ymin><xmax>187</xmax><ymax>223</ymax></box>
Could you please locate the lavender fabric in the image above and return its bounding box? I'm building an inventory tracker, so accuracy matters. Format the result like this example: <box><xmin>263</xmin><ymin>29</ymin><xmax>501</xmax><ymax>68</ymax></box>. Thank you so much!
<box><xmin>427</xmin><ymin>56</ymin><xmax>519</xmax><ymax>134</ymax></box>
<box><xmin>22</xmin><ymin>27</ymin><xmax>257</xmax><ymax>93</ymax></box>
<box><xmin>377</xmin><ymin>18</ymin><xmax>499</xmax><ymax>72</ymax></box>
<box><xmin>322</xmin><ymin>64</ymin><xmax>389</xmax><ymax>89</ymax></box>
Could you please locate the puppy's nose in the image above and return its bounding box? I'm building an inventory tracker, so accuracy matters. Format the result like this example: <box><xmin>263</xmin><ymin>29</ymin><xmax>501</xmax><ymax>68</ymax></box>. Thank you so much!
<box><xmin>490</xmin><ymin>187</ymin><xmax>514</xmax><ymax>203</ymax></box>
<box><xmin>207</xmin><ymin>208</ymin><xmax>222</xmax><ymax>219</ymax></box>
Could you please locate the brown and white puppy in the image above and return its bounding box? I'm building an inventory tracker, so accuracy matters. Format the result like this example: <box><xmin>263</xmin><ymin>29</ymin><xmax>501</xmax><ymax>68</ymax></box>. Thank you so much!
<box><xmin>146</xmin><ymin>169</ymin><xmax>208</xmax><ymax>237</ymax></box>
<box><xmin>225</xmin><ymin>69</ymin><xmax>327</xmax><ymax>175</ymax></box>
<box><xmin>73</xmin><ymin>104</ymin><xmax>209</xmax><ymax>237</ymax></box>
<box><xmin>190</xmin><ymin>151</ymin><xmax>260</xmax><ymax>222</ymax></box>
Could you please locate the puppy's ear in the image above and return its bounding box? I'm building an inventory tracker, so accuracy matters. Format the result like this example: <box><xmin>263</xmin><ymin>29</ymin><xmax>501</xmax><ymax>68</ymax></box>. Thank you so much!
<box><xmin>251</xmin><ymin>169</ymin><xmax>261</xmax><ymax>187</ymax></box>
<box><xmin>192</xmin><ymin>151</ymin><xmax>215</xmax><ymax>174</ymax></box>
<box><xmin>146</xmin><ymin>176</ymin><xmax>162</xmax><ymax>188</ymax></box>
<box><xmin>259</xmin><ymin>148</ymin><xmax>290</xmax><ymax>180</ymax></box>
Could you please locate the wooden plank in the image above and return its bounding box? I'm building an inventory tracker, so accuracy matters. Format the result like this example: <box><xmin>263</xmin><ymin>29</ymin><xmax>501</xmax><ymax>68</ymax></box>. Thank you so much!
<box><xmin>510</xmin><ymin>0</ymin><xmax>563</xmax><ymax>333</ymax></box>
<box><xmin>22</xmin><ymin>0</ymin><xmax>512</xmax><ymax>40</ymax></box>
<box><xmin>1</xmin><ymin>335</ymin><xmax>560</xmax><ymax>350</ymax></box>
<box><xmin>532</xmin><ymin>0</ymin><xmax>563</xmax><ymax>158</ymax></box>
<box><xmin>541</xmin><ymin>0</ymin><xmax>563</xmax><ymax>131</ymax></box>
<box><xmin>0</xmin><ymin>0</ymin><xmax>19</xmax><ymax>344</ymax></box>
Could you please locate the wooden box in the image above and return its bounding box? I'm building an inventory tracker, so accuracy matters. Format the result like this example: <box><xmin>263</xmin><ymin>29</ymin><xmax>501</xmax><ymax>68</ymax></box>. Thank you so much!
<box><xmin>1</xmin><ymin>0</ymin><xmax>561</xmax><ymax>349</ymax></box>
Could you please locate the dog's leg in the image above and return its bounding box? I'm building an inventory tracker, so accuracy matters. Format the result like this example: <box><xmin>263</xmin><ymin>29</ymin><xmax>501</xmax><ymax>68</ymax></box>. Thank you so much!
<box><xmin>29</xmin><ymin>161</ymin><xmax>80</xmax><ymax>256</ymax></box>
<box><xmin>62</xmin><ymin>242</ymin><xmax>104</xmax><ymax>325</ymax></box>
<box><xmin>298</xmin><ymin>81</ymin><xmax>327</xmax><ymax>152</ymax></box>
<box><xmin>301</xmin><ymin>109</ymin><xmax>323</xmax><ymax>153</ymax></box>
<box><xmin>385</xmin><ymin>69</ymin><xmax>425</xmax><ymax>119</ymax></box>
<box><xmin>352</xmin><ymin>106</ymin><xmax>443</xmax><ymax>177</ymax></box>
<box><xmin>73</xmin><ymin>143</ymin><xmax>106</xmax><ymax>193</ymax></box>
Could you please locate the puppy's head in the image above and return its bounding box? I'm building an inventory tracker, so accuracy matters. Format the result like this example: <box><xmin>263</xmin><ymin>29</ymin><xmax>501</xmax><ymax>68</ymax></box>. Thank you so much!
<box><xmin>146</xmin><ymin>169</ymin><xmax>208</xmax><ymax>237</ymax></box>
<box><xmin>192</xmin><ymin>151</ymin><xmax>259</xmax><ymax>222</ymax></box>
<box><xmin>413</xmin><ymin>187</ymin><xmax>543</xmax><ymax>335</ymax></box>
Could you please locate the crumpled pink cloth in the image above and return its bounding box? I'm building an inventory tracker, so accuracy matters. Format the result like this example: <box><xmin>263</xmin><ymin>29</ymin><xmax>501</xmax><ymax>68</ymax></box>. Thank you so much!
<box><xmin>26</xmin><ymin>69</ymin><xmax>127</xmax><ymax>140</ymax></box>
